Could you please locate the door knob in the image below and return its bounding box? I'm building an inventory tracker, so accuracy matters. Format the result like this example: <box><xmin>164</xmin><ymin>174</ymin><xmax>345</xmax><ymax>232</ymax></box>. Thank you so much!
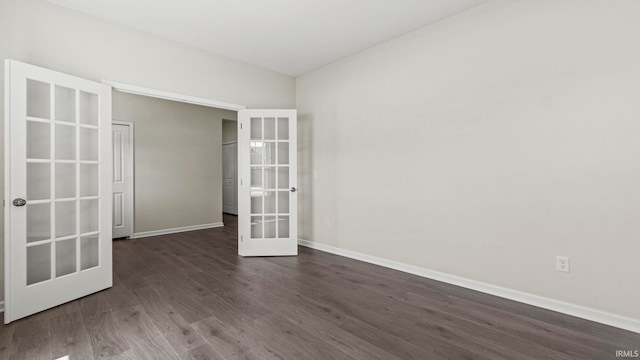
<box><xmin>290</xmin><ymin>187</ymin><xmax>297</xmax><ymax>193</ymax></box>
<box><xmin>12</xmin><ymin>198</ymin><xmax>26</xmax><ymax>207</ymax></box>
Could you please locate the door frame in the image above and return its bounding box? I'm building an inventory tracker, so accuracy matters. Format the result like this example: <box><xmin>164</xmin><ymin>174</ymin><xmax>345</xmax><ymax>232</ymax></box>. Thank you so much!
<box><xmin>4</xmin><ymin>60</ymin><xmax>14</xmax><ymax>315</ymax></box>
<box><xmin>112</xmin><ymin>120</ymin><xmax>135</xmax><ymax>238</ymax></box>
<box><xmin>103</xmin><ymin>81</ymin><xmax>246</xmax><ymax>112</ymax></box>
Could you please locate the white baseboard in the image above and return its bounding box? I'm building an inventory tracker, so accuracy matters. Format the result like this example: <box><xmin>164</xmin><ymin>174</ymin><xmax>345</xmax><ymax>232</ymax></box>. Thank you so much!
<box><xmin>0</xmin><ymin>301</ymin><xmax>4</xmax><ymax>313</ymax></box>
<box><xmin>298</xmin><ymin>239</ymin><xmax>640</xmax><ymax>334</ymax></box>
<box><xmin>133</xmin><ymin>222</ymin><xmax>224</xmax><ymax>239</ymax></box>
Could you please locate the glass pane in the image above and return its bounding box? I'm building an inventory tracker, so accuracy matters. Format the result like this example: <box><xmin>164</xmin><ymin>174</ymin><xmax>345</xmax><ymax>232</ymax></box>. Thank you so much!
<box><xmin>80</xmin><ymin>199</ymin><xmax>99</xmax><ymax>233</ymax></box>
<box><xmin>264</xmin><ymin>118</ymin><xmax>276</xmax><ymax>140</ymax></box>
<box><xmin>27</xmin><ymin>243</ymin><xmax>51</xmax><ymax>285</ymax></box>
<box><xmin>278</xmin><ymin>191</ymin><xmax>289</xmax><ymax>213</ymax></box>
<box><xmin>250</xmin><ymin>118</ymin><xmax>262</xmax><ymax>140</ymax></box>
<box><xmin>55</xmin><ymin>85</ymin><xmax>76</xmax><ymax>123</ymax></box>
<box><xmin>265</xmin><ymin>167</ymin><xmax>276</xmax><ymax>189</ymax></box>
<box><xmin>79</xmin><ymin>91</ymin><xmax>98</xmax><ymax>126</ymax></box>
<box><xmin>250</xmin><ymin>168</ymin><xmax>262</xmax><ymax>187</ymax></box>
<box><xmin>277</xmin><ymin>142</ymin><xmax>289</xmax><ymax>165</ymax></box>
<box><xmin>278</xmin><ymin>216</ymin><xmax>290</xmax><ymax>238</ymax></box>
<box><xmin>264</xmin><ymin>142</ymin><xmax>276</xmax><ymax>165</ymax></box>
<box><xmin>250</xmin><ymin>142</ymin><xmax>263</xmax><ymax>165</ymax></box>
<box><xmin>56</xmin><ymin>201</ymin><xmax>76</xmax><ymax>238</ymax></box>
<box><xmin>27</xmin><ymin>163</ymin><xmax>50</xmax><ymax>201</ymax></box>
<box><xmin>56</xmin><ymin>124</ymin><xmax>76</xmax><ymax>160</ymax></box>
<box><xmin>80</xmin><ymin>128</ymin><xmax>99</xmax><ymax>161</ymax></box>
<box><xmin>27</xmin><ymin>203</ymin><xmax>50</xmax><ymax>243</ymax></box>
<box><xmin>56</xmin><ymin>239</ymin><xmax>76</xmax><ymax>277</ymax></box>
<box><xmin>56</xmin><ymin>163</ymin><xmax>76</xmax><ymax>199</ymax></box>
<box><xmin>27</xmin><ymin>121</ymin><xmax>50</xmax><ymax>159</ymax></box>
<box><xmin>264</xmin><ymin>216</ymin><xmax>276</xmax><ymax>238</ymax></box>
<box><xmin>251</xmin><ymin>195</ymin><xmax>262</xmax><ymax>214</ymax></box>
<box><xmin>278</xmin><ymin>167</ymin><xmax>289</xmax><ymax>189</ymax></box>
<box><xmin>251</xmin><ymin>216</ymin><xmax>262</xmax><ymax>238</ymax></box>
<box><xmin>264</xmin><ymin>191</ymin><xmax>276</xmax><ymax>213</ymax></box>
<box><xmin>277</xmin><ymin>117</ymin><xmax>289</xmax><ymax>140</ymax></box>
<box><xmin>80</xmin><ymin>235</ymin><xmax>99</xmax><ymax>270</ymax></box>
<box><xmin>80</xmin><ymin>164</ymin><xmax>99</xmax><ymax>197</ymax></box>
<box><xmin>27</xmin><ymin>79</ymin><xmax>50</xmax><ymax>119</ymax></box>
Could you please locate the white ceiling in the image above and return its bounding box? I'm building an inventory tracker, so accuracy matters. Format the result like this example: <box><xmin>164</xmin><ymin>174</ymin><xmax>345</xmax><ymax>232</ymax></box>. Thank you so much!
<box><xmin>45</xmin><ymin>0</ymin><xmax>487</xmax><ymax>76</ymax></box>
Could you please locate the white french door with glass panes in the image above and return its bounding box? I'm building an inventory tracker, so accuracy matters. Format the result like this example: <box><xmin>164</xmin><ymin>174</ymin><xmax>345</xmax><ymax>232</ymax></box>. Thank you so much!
<box><xmin>238</xmin><ymin>110</ymin><xmax>297</xmax><ymax>256</ymax></box>
<box><xmin>4</xmin><ymin>60</ymin><xmax>112</xmax><ymax>323</ymax></box>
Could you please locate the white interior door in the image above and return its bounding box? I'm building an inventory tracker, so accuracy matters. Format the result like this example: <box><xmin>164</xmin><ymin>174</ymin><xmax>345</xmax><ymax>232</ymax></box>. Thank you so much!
<box><xmin>238</xmin><ymin>110</ymin><xmax>297</xmax><ymax>256</ymax></box>
<box><xmin>112</xmin><ymin>122</ymin><xmax>133</xmax><ymax>238</ymax></box>
<box><xmin>4</xmin><ymin>60</ymin><xmax>112</xmax><ymax>323</ymax></box>
<box><xmin>222</xmin><ymin>142</ymin><xmax>238</xmax><ymax>215</ymax></box>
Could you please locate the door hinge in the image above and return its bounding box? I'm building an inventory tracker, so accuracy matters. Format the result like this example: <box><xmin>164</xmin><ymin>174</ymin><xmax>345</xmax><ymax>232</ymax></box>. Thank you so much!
<box><xmin>241</xmin><ymin>235</ymin><xmax>243</xmax><ymax>242</ymax></box>
<box><xmin>240</xmin><ymin>122</ymin><xmax>243</xmax><ymax>130</ymax></box>
<box><xmin>240</xmin><ymin>178</ymin><xmax>243</xmax><ymax>186</ymax></box>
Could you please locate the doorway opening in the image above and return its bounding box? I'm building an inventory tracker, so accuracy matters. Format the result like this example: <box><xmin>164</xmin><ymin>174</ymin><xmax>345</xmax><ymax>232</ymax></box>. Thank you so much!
<box><xmin>109</xmin><ymin>88</ymin><xmax>239</xmax><ymax>239</ymax></box>
<box><xmin>222</xmin><ymin>119</ymin><xmax>238</xmax><ymax>216</ymax></box>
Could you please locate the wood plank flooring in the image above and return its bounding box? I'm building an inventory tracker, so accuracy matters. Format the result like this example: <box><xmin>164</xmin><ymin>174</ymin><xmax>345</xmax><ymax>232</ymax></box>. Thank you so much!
<box><xmin>1</xmin><ymin>214</ymin><xmax>638</xmax><ymax>359</ymax></box>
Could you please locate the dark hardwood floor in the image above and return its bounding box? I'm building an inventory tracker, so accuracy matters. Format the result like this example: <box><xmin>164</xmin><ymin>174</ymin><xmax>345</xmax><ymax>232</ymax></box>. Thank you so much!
<box><xmin>1</xmin><ymin>214</ymin><xmax>638</xmax><ymax>359</ymax></box>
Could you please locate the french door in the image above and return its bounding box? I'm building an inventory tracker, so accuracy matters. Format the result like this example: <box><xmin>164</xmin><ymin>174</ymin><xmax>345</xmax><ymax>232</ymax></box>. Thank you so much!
<box><xmin>238</xmin><ymin>110</ymin><xmax>297</xmax><ymax>256</ymax></box>
<box><xmin>4</xmin><ymin>60</ymin><xmax>112</xmax><ymax>323</ymax></box>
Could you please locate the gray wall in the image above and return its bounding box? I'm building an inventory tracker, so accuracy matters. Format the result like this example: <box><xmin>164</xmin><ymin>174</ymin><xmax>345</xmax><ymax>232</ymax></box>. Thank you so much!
<box><xmin>113</xmin><ymin>92</ymin><xmax>235</xmax><ymax>233</ymax></box>
<box><xmin>222</xmin><ymin>120</ymin><xmax>238</xmax><ymax>144</ymax></box>
<box><xmin>0</xmin><ymin>0</ymin><xmax>295</xmax><ymax>301</ymax></box>
<box><xmin>296</xmin><ymin>0</ymin><xmax>640</xmax><ymax>320</ymax></box>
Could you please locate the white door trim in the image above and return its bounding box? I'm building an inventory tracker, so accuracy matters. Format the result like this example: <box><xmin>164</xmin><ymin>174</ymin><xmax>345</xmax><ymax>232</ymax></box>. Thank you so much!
<box><xmin>4</xmin><ymin>60</ymin><xmax>14</xmax><ymax>317</ymax></box>
<box><xmin>102</xmin><ymin>80</ymin><xmax>247</xmax><ymax>112</ymax></box>
<box><xmin>112</xmin><ymin>121</ymin><xmax>135</xmax><ymax>238</ymax></box>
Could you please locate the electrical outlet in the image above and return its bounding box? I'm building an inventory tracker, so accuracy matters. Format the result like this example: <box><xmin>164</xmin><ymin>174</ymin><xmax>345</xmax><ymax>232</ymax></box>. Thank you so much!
<box><xmin>556</xmin><ymin>256</ymin><xmax>570</xmax><ymax>273</ymax></box>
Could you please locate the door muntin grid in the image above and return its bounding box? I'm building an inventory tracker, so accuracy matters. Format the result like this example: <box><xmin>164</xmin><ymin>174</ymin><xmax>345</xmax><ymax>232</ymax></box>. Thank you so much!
<box><xmin>25</xmin><ymin>79</ymin><xmax>101</xmax><ymax>286</ymax></box>
<box><xmin>249</xmin><ymin>117</ymin><xmax>291</xmax><ymax>239</ymax></box>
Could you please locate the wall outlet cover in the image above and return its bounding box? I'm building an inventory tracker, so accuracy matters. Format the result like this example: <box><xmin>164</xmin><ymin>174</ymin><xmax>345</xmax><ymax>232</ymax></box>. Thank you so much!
<box><xmin>556</xmin><ymin>256</ymin><xmax>570</xmax><ymax>273</ymax></box>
